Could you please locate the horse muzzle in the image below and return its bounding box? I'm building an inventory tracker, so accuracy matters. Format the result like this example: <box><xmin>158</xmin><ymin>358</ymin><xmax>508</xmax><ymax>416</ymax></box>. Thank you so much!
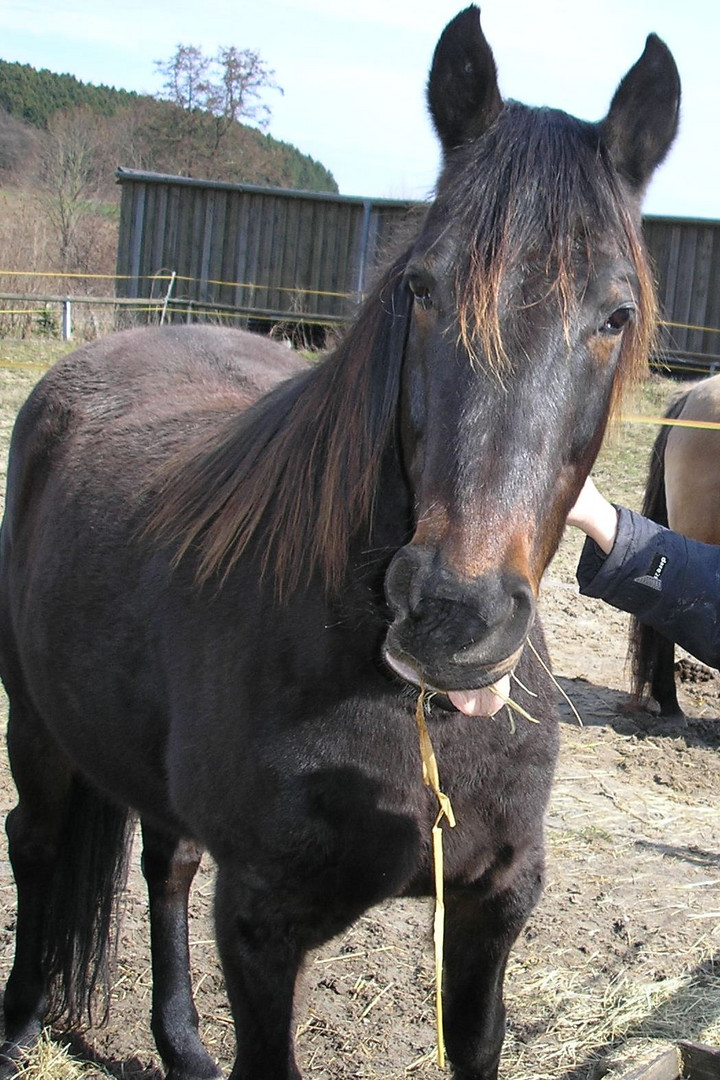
<box><xmin>383</xmin><ymin>544</ymin><xmax>535</xmax><ymax>710</ymax></box>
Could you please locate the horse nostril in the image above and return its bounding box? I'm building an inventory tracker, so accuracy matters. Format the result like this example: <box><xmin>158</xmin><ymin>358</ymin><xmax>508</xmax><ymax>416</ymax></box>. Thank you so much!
<box><xmin>407</xmin><ymin>564</ymin><xmax>429</xmax><ymax>617</ymax></box>
<box><xmin>385</xmin><ymin>545</ymin><xmax>434</xmax><ymax>619</ymax></box>
<box><xmin>387</xmin><ymin>548</ymin><xmax>535</xmax><ymax>630</ymax></box>
<box><xmin>447</xmin><ymin>574</ymin><xmax>535</xmax><ymax>661</ymax></box>
<box><xmin>495</xmin><ymin>574</ymin><xmax>535</xmax><ymax>642</ymax></box>
<box><xmin>510</xmin><ymin>577</ymin><xmax>534</xmax><ymax>626</ymax></box>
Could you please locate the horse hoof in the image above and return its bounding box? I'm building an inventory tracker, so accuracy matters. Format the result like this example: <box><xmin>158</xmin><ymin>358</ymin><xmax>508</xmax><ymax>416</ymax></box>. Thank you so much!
<box><xmin>165</xmin><ymin>1057</ymin><xmax>222</xmax><ymax>1080</ymax></box>
<box><xmin>166</xmin><ymin>1069</ymin><xmax>222</xmax><ymax>1080</ymax></box>
<box><xmin>659</xmin><ymin>706</ymin><xmax>686</xmax><ymax>721</ymax></box>
<box><xmin>0</xmin><ymin>1041</ymin><xmax>26</xmax><ymax>1079</ymax></box>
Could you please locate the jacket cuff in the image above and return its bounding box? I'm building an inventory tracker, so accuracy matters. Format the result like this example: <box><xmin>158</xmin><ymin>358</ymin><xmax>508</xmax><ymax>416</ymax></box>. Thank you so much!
<box><xmin>576</xmin><ymin>505</ymin><xmax>634</xmax><ymax>596</ymax></box>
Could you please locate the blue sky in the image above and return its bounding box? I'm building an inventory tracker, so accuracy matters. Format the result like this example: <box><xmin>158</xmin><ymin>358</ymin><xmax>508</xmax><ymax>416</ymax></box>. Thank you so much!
<box><xmin>1</xmin><ymin>0</ymin><xmax>718</xmax><ymax>218</ymax></box>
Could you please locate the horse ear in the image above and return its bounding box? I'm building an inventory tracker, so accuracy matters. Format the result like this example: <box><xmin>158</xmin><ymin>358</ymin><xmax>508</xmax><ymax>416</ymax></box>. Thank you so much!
<box><xmin>427</xmin><ymin>5</ymin><xmax>503</xmax><ymax>155</ymax></box>
<box><xmin>601</xmin><ymin>34</ymin><xmax>681</xmax><ymax>192</ymax></box>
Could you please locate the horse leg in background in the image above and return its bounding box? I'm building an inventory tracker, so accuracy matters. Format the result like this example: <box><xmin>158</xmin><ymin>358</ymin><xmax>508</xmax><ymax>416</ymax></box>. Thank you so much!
<box><xmin>629</xmin><ymin>397</ymin><xmax>686</xmax><ymax>718</ymax></box>
<box><xmin>632</xmin><ymin>619</ymin><xmax>683</xmax><ymax>718</ymax></box>
<box><xmin>442</xmin><ymin>856</ymin><xmax>544</xmax><ymax>1080</ymax></box>
<box><xmin>213</xmin><ymin>865</ymin><xmax>305</xmax><ymax>1080</ymax></box>
<box><xmin>140</xmin><ymin>823</ymin><xmax>219</xmax><ymax>1080</ymax></box>
<box><xmin>650</xmin><ymin>633</ymin><xmax>682</xmax><ymax>719</ymax></box>
<box><xmin>0</xmin><ymin>698</ymin><xmax>72</xmax><ymax>1073</ymax></box>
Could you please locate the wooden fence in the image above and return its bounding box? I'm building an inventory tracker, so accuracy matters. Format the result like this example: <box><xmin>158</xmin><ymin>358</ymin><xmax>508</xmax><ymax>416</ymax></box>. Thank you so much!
<box><xmin>115</xmin><ymin>168</ymin><xmax>422</xmax><ymax>328</ymax></box>
<box><xmin>643</xmin><ymin>216</ymin><xmax>720</xmax><ymax>369</ymax></box>
<box><xmin>115</xmin><ymin>169</ymin><xmax>720</xmax><ymax>366</ymax></box>
<box><xmin>0</xmin><ymin>171</ymin><xmax>691</xmax><ymax>370</ymax></box>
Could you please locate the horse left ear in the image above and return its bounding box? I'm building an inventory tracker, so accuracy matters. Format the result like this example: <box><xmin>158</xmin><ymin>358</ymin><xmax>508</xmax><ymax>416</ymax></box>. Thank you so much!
<box><xmin>427</xmin><ymin>5</ymin><xmax>503</xmax><ymax>156</ymax></box>
<box><xmin>601</xmin><ymin>34</ymin><xmax>681</xmax><ymax>192</ymax></box>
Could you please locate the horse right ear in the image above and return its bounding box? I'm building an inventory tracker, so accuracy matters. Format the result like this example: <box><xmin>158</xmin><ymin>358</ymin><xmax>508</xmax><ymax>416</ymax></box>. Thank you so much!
<box><xmin>427</xmin><ymin>6</ymin><xmax>503</xmax><ymax>156</ymax></box>
<box><xmin>601</xmin><ymin>34</ymin><xmax>681</xmax><ymax>193</ymax></box>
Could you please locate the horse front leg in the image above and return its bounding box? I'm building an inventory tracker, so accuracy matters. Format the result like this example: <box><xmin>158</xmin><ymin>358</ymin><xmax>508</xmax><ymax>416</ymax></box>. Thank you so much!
<box><xmin>140</xmin><ymin>823</ymin><xmax>219</xmax><ymax>1080</ymax></box>
<box><xmin>0</xmin><ymin>701</ymin><xmax>72</xmax><ymax>1077</ymax></box>
<box><xmin>214</xmin><ymin>866</ymin><xmax>304</xmax><ymax>1080</ymax></box>
<box><xmin>1</xmin><ymin>803</ymin><xmax>58</xmax><ymax>1075</ymax></box>
<box><xmin>443</xmin><ymin>854</ymin><xmax>545</xmax><ymax>1080</ymax></box>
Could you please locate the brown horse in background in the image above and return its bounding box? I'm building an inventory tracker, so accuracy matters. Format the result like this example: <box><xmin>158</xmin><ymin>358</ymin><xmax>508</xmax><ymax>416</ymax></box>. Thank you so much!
<box><xmin>0</xmin><ymin>8</ymin><xmax>679</xmax><ymax>1080</ymax></box>
<box><xmin>630</xmin><ymin>374</ymin><xmax>720</xmax><ymax>717</ymax></box>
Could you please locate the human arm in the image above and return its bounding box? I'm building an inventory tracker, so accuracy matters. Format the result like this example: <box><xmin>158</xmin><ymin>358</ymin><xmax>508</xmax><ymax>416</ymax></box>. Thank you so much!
<box><xmin>566</xmin><ymin>478</ymin><xmax>720</xmax><ymax>670</ymax></box>
<box><xmin>565</xmin><ymin>477</ymin><xmax>618</xmax><ymax>554</ymax></box>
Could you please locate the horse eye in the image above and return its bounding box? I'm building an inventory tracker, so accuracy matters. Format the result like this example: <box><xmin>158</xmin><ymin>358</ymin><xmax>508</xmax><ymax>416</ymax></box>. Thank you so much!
<box><xmin>601</xmin><ymin>305</ymin><xmax>635</xmax><ymax>335</ymax></box>
<box><xmin>407</xmin><ymin>274</ymin><xmax>433</xmax><ymax>310</ymax></box>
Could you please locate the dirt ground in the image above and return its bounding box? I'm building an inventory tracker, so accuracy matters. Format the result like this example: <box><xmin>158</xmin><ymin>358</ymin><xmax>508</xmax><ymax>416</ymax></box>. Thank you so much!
<box><xmin>1</xmin><ymin>356</ymin><xmax>719</xmax><ymax>1079</ymax></box>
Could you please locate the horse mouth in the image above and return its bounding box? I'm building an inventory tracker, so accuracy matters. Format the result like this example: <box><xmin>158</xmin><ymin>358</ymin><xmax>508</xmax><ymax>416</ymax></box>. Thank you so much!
<box><xmin>383</xmin><ymin>648</ymin><xmax>518</xmax><ymax>717</ymax></box>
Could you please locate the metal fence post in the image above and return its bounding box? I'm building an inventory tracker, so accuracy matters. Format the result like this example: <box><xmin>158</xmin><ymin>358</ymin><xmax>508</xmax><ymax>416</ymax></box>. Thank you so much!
<box><xmin>61</xmin><ymin>299</ymin><xmax>72</xmax><ymax>341</ymax></box>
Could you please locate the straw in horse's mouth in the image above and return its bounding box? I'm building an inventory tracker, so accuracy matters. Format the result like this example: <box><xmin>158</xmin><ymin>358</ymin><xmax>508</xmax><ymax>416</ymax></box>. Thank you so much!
<box><xmin>383</xmin><ymin>650</ymin><xmax>512</xmax><ymax>717</ymax></box>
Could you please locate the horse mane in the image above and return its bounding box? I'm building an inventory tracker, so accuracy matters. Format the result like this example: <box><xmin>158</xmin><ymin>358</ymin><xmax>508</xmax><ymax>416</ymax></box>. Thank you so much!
<box><xmin>149</xmin><ymin>255</ymin><xmax>412</xmax><ymax>597</ymax></box>
<box><xmin>150</xmin><ymin>103</ymin><xmax>658</xmax><ymax>598</ymax></box>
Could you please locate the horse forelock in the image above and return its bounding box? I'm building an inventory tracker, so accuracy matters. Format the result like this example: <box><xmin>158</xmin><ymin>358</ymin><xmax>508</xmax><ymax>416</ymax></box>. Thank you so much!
<box><xmin>432</xmin><ymin>103</ymin><xmax>656</xmax><ymax>394</ymax></box>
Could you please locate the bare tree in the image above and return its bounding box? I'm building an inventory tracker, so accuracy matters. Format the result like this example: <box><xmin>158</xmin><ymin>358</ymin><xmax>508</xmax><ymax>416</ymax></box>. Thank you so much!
<box><xmin>212</xmin><ymin>46</ymin><xmax>282</xmax><ymax>132</ymax></box>
<box><xmin>36</xmin><ymin>107</ymin><xmax>104</xmax><ymax>269</ymax></box>
<box><xmin>154</xmin><ymin>43</ymin><xmax>283</xmax><ymax>170</ymax></box>
<box><xmin>156</xmin><ymin>44</ymin><xmax>211</xmax><ymax>112</ymax></box>
<box><xmin>154</xmin><ymin>45</ymin><xmax>212</xmax><ymax>173</ymax></box>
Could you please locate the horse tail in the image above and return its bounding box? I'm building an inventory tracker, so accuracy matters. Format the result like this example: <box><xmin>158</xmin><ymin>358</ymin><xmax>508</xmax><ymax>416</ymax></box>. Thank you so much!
<box><xmin>628</xmin><ymin>386</ymin><xmax>691</xmax><ymax>702</ymax></box>
<box><xmin>44</xmin><ymin>776</ymin><xmax>134</xmax><ymax>1028</ymax></box>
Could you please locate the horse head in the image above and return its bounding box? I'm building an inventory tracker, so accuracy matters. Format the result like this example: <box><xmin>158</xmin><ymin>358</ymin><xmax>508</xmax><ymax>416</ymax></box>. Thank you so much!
<box><xmin>384</xmin><ymin>6</ymin><xmax>680</xmax><ymax>712</ymax></box>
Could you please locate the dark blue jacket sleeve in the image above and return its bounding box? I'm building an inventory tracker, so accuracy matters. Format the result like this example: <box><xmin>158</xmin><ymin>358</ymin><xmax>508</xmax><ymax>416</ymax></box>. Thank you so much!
<box><xmin>576</xmin><ymin>507</ymin><xmax>720</xmax><ymax>669</ymax></box>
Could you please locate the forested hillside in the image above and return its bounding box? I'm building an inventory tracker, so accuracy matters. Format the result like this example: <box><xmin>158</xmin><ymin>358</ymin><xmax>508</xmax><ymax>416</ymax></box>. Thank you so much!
<box><xmin>0</xmin><ymin>57</ymin><xmax>337</xmax><ymax>192</ymax></box>
<box><xmin>0</xmin><ymin>59</ymin><xmax>139</xmax><ymax>126</ymax></box>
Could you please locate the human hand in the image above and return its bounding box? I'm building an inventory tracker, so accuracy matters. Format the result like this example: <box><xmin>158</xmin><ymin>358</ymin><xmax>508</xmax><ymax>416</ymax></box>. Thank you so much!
<box><xmin>566</xmin><ymin>477</ymin><xmax>619</xmax><ymax>554</ymax></box>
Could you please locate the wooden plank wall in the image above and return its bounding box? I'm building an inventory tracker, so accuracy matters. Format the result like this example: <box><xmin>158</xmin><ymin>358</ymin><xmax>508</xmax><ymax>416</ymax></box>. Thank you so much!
<box><xmin>115</xmin><ymin>169</ymin><xmax>419</xmax><ymax>327</ymax></box>
<box><xmin>643</xmin><ymin>216</ymin><xmax>720</xmax><ymax>366</ymax></box>
<box><xmin>116</xmin><ymin>172</ymin><xmax>720</xmax><ymax>365</ymax></box>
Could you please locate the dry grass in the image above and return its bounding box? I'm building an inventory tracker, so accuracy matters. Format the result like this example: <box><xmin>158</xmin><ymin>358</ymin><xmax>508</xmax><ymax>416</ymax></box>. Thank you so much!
<box><xmin>0</xmin><ymin>186</ymin><xmax>119</xmax><ymax>340</ymax></box>
<box><xmin>10</xmin><ymin>1032</ymin><xmax>114</xmax><ymax>1080</ymax></box>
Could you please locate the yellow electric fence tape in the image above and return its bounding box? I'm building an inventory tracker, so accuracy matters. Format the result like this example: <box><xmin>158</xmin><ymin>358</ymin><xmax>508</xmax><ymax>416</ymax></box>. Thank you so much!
<box><xmin>415</xmin><ymin>687</ymin><xmax>456</xmax><ymax>1068</ymax></box>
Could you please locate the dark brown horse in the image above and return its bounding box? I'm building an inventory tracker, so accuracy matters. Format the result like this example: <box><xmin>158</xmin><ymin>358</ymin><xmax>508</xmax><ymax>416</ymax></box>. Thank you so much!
<box><xmin>630</xmin><ymin>375</ymin><xmax>720</xmax><ymax>717</ymax></box>
<box><xmin>0</xmin><ymin>8</ymin><xmax>679</xmax><ymax>1080</ymax></box>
